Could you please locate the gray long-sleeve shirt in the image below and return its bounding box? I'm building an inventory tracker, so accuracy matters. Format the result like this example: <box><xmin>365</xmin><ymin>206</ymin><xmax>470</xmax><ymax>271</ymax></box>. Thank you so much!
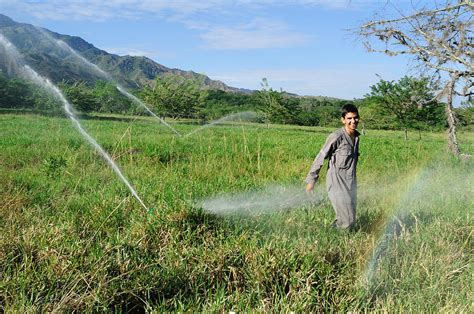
<box><xmin>305</xmin><ymin>127</ymin><xmax>360</xmax><ymax>190</ymax></box>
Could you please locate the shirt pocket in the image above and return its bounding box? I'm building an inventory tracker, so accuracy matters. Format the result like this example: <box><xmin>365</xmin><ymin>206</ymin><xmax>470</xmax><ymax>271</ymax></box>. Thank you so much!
<box><xmin>335</xmin><ymin>147</ymin><xmax>353</xmax><ymax>170</ymax></box>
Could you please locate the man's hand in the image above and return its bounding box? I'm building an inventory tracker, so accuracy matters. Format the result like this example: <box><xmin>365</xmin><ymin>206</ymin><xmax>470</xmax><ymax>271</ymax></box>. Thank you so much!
<box><xmin>305</xmin><ymin>182</ymin><xmax>315</xmax><ymax>193</ymax></box>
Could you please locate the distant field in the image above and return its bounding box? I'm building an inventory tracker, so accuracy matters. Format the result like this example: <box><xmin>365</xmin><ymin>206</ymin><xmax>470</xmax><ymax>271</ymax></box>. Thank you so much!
<box><xmin>1</xmin><ymin>113</ymin><xmax>473</xmax><ymax>311</ymax></box>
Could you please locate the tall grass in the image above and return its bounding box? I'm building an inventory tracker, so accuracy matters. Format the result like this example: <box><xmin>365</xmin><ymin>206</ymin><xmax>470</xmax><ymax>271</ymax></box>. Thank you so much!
<box><xmin>0</xmin><ymin>113</ymin><xmax>472</xmax><ymax>311</ymax></box>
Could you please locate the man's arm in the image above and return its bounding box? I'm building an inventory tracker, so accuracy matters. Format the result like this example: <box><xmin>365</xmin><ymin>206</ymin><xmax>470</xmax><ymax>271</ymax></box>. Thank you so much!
<box><xmin>305</xmin><ymin>133</ymin><xmax>338</xmax><ymax>192</ymax></box>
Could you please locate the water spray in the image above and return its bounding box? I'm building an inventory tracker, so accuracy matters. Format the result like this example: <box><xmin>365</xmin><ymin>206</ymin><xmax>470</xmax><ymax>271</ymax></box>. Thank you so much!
<box><xmin>115</xmin><ymin>85</ymin><xmax>182</xmax><ymax>136</ymax></box>
<box><xmin>198</xmin><ymin>184</ymin><xmax>324</xmax><ymax>215</ymax></box>
<box><xmin>364</xmin><ymin>169</ymin><xmax>429</xmax><ymax>288</ymax></box>
<box><xmin>35</xmin><ymin>28</ymin><xmax>182</xmax><ymax>136</ymax></box>
<box><xmin>35</xmin><ymin>29</ymin><xmax>264</xmax><ymax>138</ymax></box>
<box><xmin>183</xmin><ymin>111</ymin><xmax>259</xmax><ymax>138</ymax></box>
<box><xmin>0</xmin><ymin>33</ymin><xmax>148</xmax><ymax>211</ymax></box>
<box><xmin>56</xmin><ymin>39</ymin><xmax>113</xmax><ymax>81</ymax></box>
<box><xmin>24</xmin><ymin>65</ymin><xmax>148</xmax><ymax>211</ymax></box>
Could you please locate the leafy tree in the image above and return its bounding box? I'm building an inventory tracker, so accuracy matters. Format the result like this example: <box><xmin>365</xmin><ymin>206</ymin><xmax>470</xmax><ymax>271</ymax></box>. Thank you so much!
<box><xmin>141</xmin><ymin>75</ymin><xmax>208</xmax><ymax>119</ymax></box>
<box><xmin>455</xmin><ymin>100</ymin><xmax>474</xmax><ymax>130</ymax></box>
<box><xmin>296</xmin><ymin>97</ymin><xmax>345</xmax><ymax>127</ymax></box>
<box><xmin>204</xmin><ymin>90</ymin><xmax>258</xmax><ymax>120</ymax></box>
<box><xmin>0</xmin><ymin>74</ymin><xmax>61</xmax><ymax>112</ymax></box>
<box><xmin>0</xmin><ymin>75</ymin><xmax>33</xmax><ymax>108</ymax></box>
<box><xmin>31</xmin><ymin>86</ymin><xmax>62</xmax><ymax>112</ymax></box>
<box><xmin>61</xmin><ymin>81</ymin><xmax>100</xmax><ymax>112</ymax></box>
<box><xmin>365</xmin><ymin>76</ymin><xmax>439</xmax><ymax>139</ymax></box>
<box><xmin>193</xmin><ymin>88</ymin><xmax>209</xmax><ymax>124</ymax></box>
<box><xmin>257</xmin><ymin>78</ymin><xmax>298</xmax><ymax>125</ymax></box>
<box><xmin>357</xmin><ymin>99</ymin><xmax>389</xmax><ymax>131</ymax></box>
<box><xmin>296</xmin><ymin>108</ymin><xmax>320</xmax><ymax>126</ymax></box>
<box><xmin>93</xmin><ymin>80</ymin><xmax>133</xmax><ymax>113</ymax></box>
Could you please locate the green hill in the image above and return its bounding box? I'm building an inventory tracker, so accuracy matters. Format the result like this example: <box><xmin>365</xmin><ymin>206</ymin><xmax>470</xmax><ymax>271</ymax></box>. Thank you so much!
<box><xmin>0</xmin><ymin>13</ymin><xmax>249</xmax><ymax>92</ymax></box>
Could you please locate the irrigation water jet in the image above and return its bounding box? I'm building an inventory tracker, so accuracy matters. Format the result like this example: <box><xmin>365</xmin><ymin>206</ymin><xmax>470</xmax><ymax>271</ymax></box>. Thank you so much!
<box><xmin>33</xmin><ymin>26</ymin><xmax>113</xmax><ymax>81</ymax></box>
<box><xmin>0</xmin><ymin>33</ymin><xmax>148</xmax><ymax>211</ymax></box>
<box><xmin>36</xmin><ymin>29</ymin><xmax>182</xmax><ymax>136</ymax></box>
<box><xmin>38</xmin><ymin>29</ymin><xmax>262</xmax><ymax>138</ymax></box>
<box><xmin>115</xmin><ymin>85</ymin><xmax>182</xmax><ymax>136</ymax></box>
<box><xmin>183</xmin><ymin>111</ymin><xmax>259</xmax><ymax>138</ymax></box>
<box><xmin>62</xmin><ymin>43</ymin><xmax>182</xmax><ymax>135</ymax></box>
<box><xmin>0</xmin><ymin>33</ymin><xmax>22</xmax><ymax>75</ymax></box>
<box><xmin>57</xmin><ymin>40</ymin><xmax>113</xmax><ymax>81</ymax></box>
<box><xmin>198</xmin><ymin>184</ymin><xmax>325</xmax><ymax>215</ymax></box>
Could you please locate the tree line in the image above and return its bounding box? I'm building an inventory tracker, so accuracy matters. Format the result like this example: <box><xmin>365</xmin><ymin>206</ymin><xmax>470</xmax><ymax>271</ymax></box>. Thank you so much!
<box><xmin>0</xmin><ymin>72</ymin><xmax>472</xmax><ymax>132</ymax></box>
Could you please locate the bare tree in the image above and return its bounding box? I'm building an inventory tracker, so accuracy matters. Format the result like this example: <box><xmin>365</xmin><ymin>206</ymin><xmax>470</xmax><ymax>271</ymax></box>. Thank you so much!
<box><xmin>356</xmin><ymin>0</ymin><xmax>473</xmax><ymax>157</ymax></box>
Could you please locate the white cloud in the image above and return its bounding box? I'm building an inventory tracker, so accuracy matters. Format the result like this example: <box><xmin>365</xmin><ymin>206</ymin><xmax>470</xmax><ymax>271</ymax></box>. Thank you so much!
<box><xmin>104</xmin><ymin>46</ymin><xmax>176</xmax><ymax>59</ymax></box>
<box><xmin>1</xmin><ymin>0</ymin><xmax>380</xmax><ymax>51</ymax></box>
<box><xmin>2</xmin><ymin>0</ymin><xmax>372</xmax><ymax>21</ymax></box>
<box><xmin>200</xmin><ymin>18</ymin><xmax>312</xmax><ymax>50</ymax></box>
<box><xmin>2</xmin><ymin>1</ymin><xmax>227</xmax><ymax>21</ymax></box>
<box><xmin>3</xmin><ymin>1</ymin><xmax>125</xmax><ymax>21</ymax></box>
<box><xmin>3</xmin><ymin>1</ymin><xmax>318</xmax><ymax>51</ymax></box>
<box><xmin>3</xmin><ymin>1</ymin><xmax>315</xmax><ymax>50</ymax></box>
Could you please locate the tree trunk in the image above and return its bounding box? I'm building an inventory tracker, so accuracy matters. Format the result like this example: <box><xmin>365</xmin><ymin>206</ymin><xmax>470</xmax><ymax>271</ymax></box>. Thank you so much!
<box><xmin>404</xmin><ymin>128</ymin><xmax>408</xmax><ymax>141</ymax></box>
<box><xmin>445</xmin><ymin>78</ymin><xmax>461</xmax><ymax>157</ymax></box>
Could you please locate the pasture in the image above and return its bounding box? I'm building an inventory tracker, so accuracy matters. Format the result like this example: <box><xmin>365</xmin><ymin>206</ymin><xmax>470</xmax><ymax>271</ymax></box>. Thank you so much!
<box><xmin>1</xmin><ymin>113</ymin><xmax>472</xmax><ymax>311</ymax></box>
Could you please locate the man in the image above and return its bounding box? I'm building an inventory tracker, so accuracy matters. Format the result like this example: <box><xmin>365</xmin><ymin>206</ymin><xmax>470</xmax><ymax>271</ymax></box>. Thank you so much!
<box><xmin>305</xmin><ymin>104</ymin><xmax>360</xmax><ymax>230</ymax></box>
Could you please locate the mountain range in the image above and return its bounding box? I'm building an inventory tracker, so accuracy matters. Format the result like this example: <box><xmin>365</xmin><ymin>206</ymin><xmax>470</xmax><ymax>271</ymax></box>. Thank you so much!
<box><xmin>0</xmin><ymin>13</ymin><xmax>250</xmax><ymax>93</ymax></box>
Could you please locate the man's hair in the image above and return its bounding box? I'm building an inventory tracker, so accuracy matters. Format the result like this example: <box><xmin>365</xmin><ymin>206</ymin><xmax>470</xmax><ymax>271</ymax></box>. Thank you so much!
<box><xmin>341</xmin><ymin>103</ymin><xmax>359</xmax><ymax>118</ymax></box>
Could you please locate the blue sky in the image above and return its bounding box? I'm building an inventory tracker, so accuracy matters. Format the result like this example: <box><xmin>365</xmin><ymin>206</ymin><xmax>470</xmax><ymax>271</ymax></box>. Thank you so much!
<box><xmin>1</xmin><ymin>0</ymin><xmax>426</xmax><ymax>99</ymax></box>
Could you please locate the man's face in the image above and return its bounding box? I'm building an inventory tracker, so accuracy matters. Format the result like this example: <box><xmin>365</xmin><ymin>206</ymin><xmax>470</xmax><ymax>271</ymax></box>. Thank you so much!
<box><xmin>341</xmin><ymin>112</ymin><xmax>359</xmax><ymax>131</ymax></box>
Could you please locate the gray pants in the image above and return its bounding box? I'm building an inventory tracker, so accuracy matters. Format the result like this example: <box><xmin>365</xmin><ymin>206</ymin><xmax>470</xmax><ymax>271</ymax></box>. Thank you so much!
<box><xmin>328</xmin><ymin>185</ymin><xmax>356</xmax><ymax>230</ymax></box>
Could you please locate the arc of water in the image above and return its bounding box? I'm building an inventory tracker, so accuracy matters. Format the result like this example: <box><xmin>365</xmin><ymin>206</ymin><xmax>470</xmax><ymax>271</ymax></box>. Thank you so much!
<box><xmin>58</xmin><ymin>39</ymin><xmax>182</xmax><ymax>136</ymax></box>
<box><xmin>34</xmin><ymin>28</ymin><xmax>258</xmax><ymax>138</ymax></box>
<box><xmin>0</xmin><ymin>33</ymin><xmax>148</xmax><ymax>211</ymax></box>
<box><xmin>183</xmin><ymin>111</ymin><xmax>259</xmax><ymax>138</ymax></box>
<box><xmin>24</xmin><ymin>66</ymin><xmax>148</xmax><ymax>211</ymax></box>
<box><xmin>199</xmin><ymin>184</ymin><xmax>323</xmax><ymax>215</ymax></box>
<box><xmin>33</xmin><ymin>26</ymin><xmax>112</xmax><ymax>80</ymax></box>
<box><xmin>56</xmin><ymin>39</ymin><xmax>113</xmax><ymax>81</ymax></box>
<box><xmin>115</xmin><ymin>85</ymin><xmax>182</xmax><ymax>136</ymax></box>
<box><xmin>37</xmin><ymin>29</ymin><xmax>182</xmax><ymax>136</ymax></box>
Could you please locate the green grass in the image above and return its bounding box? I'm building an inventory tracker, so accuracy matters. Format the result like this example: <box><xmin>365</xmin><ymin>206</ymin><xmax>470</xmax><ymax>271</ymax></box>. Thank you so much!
<box><xmin>1</xmin><ymin>113</ymin><xmax>473</xmax><ymax>311</ymax></box>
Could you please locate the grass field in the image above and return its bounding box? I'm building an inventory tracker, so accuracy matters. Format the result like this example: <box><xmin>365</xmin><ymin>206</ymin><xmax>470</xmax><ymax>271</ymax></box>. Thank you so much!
<box><xmin>1</xmin><ymin>113</ymin><xmax>473</xmax><ymax>311</ymax></box>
